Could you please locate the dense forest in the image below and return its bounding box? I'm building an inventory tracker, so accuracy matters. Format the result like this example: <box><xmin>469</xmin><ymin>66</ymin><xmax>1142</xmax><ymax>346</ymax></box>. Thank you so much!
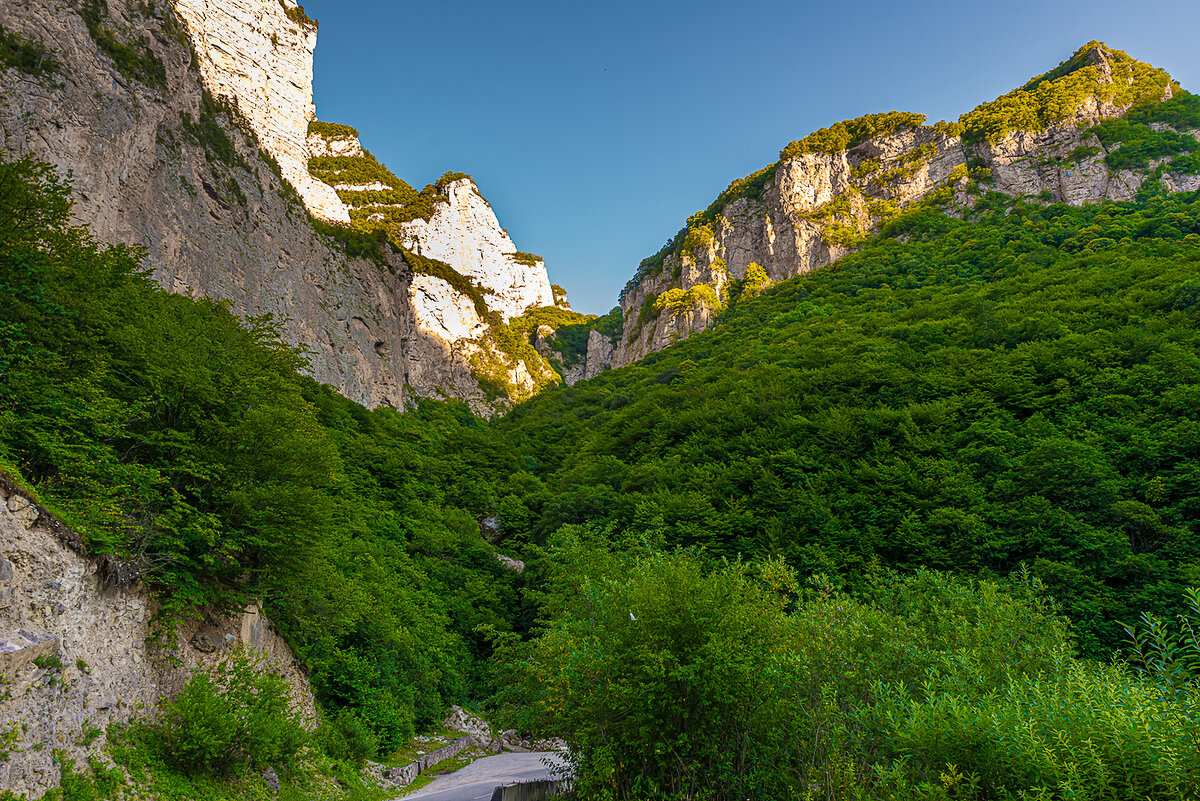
<box><xmin>3</xmin><ymin>92</ymin><xmax>1200</xmax><ymax>799</ymax></box>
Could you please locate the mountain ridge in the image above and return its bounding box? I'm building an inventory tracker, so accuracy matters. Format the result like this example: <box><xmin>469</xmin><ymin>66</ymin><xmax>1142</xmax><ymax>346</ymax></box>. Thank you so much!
<box><xmin>608</xmin><ymin>41</ymin><xmax>1192</xmax><ymax>370</ymax></box>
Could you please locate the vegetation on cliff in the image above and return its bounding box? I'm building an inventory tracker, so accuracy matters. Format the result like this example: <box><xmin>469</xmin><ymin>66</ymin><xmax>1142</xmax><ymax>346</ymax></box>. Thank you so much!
<box><xmin>0</xmin><ymin>157</ymin><xmax>528</xmax><ymax>760</ymax></box>
<box><xmin>958</xmin><ymin>41</ymin><xmax>1177</xmax><ymax>144</ymax></box>
<box><xmin>622</xmin><ymin>41</ymin><xmax>1180</xmax><ymax>328</ymax></box>
<box><xmin>494</xmin><ymin>533</ymin><xmax>1199</xmax><ymax>800</ymax></box>
<box><xmin>502</xmin><ymin>185</ymin><xmax>1200</xmax><ymax>658</ymax></box>
<box><xmin>0</xmin><ymin>23</ymin><xmax>58</xmax><ymax>77</ymax></box>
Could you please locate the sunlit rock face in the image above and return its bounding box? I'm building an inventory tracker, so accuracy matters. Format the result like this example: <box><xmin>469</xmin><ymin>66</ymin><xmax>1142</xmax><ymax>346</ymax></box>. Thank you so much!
<box><xmin>615</xmin><ymin>46</ymin><xmax>1193</xmax><ymax>368</ymax></box>
<box><xmin>396</xmin><ymin>177</ymin><xmax>556</xmax><ymax>321</ymax></box>
<box><xmin>172</xmin><ymin>0</ymin><xmax>349</xmax><ymax>222</ymax></box>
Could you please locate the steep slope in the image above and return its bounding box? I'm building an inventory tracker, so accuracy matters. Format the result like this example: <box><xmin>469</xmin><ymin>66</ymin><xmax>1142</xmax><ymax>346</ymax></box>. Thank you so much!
<box><xmin>0</xmin><ymin>0</ymin><xmax>570</xmax><ymax>413</ymax></box>
<box><xmin>0</xmin><ymin>479</ymin><xmax>316</xmax><ymax>799</ymax></box>
<box><xmin>615</xmin><ymin>42</ymin><xmax>1195</xmax><ymax>367</ymax></box>
<box><xmin>497</xmin><ymin>182</ymin><xmax>1200</xmax><ymax>657</ymax></box>
<box><xmin>305</xmin><ymin>123</ymin><xmax>573</xmax><ymax>403</ymax></box>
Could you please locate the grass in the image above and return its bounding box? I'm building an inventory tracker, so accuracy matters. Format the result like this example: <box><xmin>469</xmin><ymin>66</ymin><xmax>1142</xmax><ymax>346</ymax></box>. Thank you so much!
<box><xmin>377</xmin><ymin>725</ymin><xmax>462</xmax><ymax>768</ymax></box>
<box><xmin>0</xmin><ymin>23</ymin><xmax>58</xmax><ymax>77</ymax></box>
<box><xmin>78</xmin><ymin>0</ymin><xmax>166</xmax><ymax>89</ymax></box>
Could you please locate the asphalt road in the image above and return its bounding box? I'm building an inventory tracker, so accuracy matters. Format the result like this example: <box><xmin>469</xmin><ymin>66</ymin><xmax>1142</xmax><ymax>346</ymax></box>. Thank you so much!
<box><xmin>395</xmin><ymin>752</ymin><xmax>569</xmax><ymax>801</ymax></box>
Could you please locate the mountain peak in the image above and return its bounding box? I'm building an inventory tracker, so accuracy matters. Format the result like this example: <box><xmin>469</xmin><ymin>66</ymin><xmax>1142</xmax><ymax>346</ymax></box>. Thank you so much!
<box><xmin>960</xmin><ymin>41</ymin><xmax>1177</xmax><ymax>144</ymax></box>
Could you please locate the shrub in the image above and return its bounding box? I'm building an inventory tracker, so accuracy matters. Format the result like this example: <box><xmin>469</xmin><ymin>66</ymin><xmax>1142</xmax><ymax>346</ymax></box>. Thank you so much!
<box><xmin>868</xmin><ymin>659</ymin><xmax>1200</xmax><ymax>798</ymax></box>
<box><xmin>1092</xmin><ymin>118</ymin><xmax>1199</xmax><ymax>170</ymax></box>
<box><xmin>1126</xmin><ymin>90</ymin><xmax>1200</xmax><ymax>130</ymax></box>
<box><xmin>306</xmin><ymin>120</ymin><xmax>358</xmax><ymax>138</ymax></box>
<box><xmin>741</xmin><ymin>262</ymin><xmax>771</xmax><ymax>298</ymax></box>
<box><xmin>436</xmin><ymin>171</ymin><xmax>473</xmax><ymax>188</ymax></box>
<box><xmin>959</xmin><ymin>42</ymin><xmax>1175</xmax><ymax>144</ymax></box>
<box><xmin>78</xmin><ymin>0</ymin><xmax>166</xmax><ymax>89</ymax></box>
<box><xmin>781</xmin><ymin>111</ymin><xmax>928</xmax><ymax>159</ymax></box>
<box><xmin>507</xmin><ymin>251</ymin><xmax>542</xmax><ymax>267</ymax></box>
<box><xmin>0</xmin><ymin>24</ymin><xmax>58</xmax><ymax>77</ymax></box>
<box><xmin>280</xmin><ymin>1</ymin><xmax>317</xmax><ymax>29</ymax></box>
<box><xmin>156</xmin><ymin>650</ymin><xmax>307</xmax><ymax>776</ymax></box>
<box><xmin>315</xmin><ymin>709</ymin><xmax>378</xmax><ymax>768</ymax></box>
<box><xmin>1122</xmin><ymin>586</ymin><xmax>1200</xmax><ymax>687</ymax></box>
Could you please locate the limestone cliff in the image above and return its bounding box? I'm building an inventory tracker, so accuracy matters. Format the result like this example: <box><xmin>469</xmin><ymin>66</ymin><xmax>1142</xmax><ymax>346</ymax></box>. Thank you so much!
<box><xmin>0</xmin><ymin>0</ymin><xmax>566</xmax><ymax>414</ymax></box>
<box><xmin>0</xmin><ymin>478</ymin><xmax>316</xmax><ymax>799</ymax></box>
<box><xmin>397</xmin><ymin>178</ymin><xmax>556</xmax><ymax>321</ymax></box>
<box><xmin>614</xmin><ymin>42</ymin><xmax>1198</xmax><ymax>368</ymax></box>
<box><xmin>0</xmin><ymin>0</ymin><xmax>424</xmax><ymax>409</ymax></box>
<box><xmin>172</xmin><ymin>0</ymin><xmax>349</xmax><ymax>223</ymax></box>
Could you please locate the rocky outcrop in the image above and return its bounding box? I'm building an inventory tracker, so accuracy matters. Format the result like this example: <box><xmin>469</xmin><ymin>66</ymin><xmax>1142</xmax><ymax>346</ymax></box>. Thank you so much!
<box><xmin>172</xmin><ymin>0</ymin><xmax>349</xmax><ymax>222</ymax></box>
<box><xmin>614</xmin><ymin>44</ymin><xmax>1198</xmax><ymax>368</ymax></box>
<box><xmin>0</xmin><ymin>480</ymin><xmax>316</xmax><ymax>799</ymax></box>
<box><xmin>533</xmin><ymin>323</ymin><xmax>619</xmax><ymax>386</ymax></box>
<box><xmin>0</xmin><ymin>0</ymin><xmax>421</xmax><ymax>410</ymax></box>
<box><xmin>398</xmin><ymin>178</ymin><xmax>556</xmax><ymax>321</ymax></box>
<box><xmin>0</xmin><ymin>0</ymin><xmax>568</xmax><ymax>413</ymax></box>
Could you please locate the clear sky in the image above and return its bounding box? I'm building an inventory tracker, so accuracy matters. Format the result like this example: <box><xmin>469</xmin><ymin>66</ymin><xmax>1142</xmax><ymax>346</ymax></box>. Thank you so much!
<box><xmin>305</xmin><ymin>0</ymin><xmax>1200</xmax><ymax>314</ymax></box>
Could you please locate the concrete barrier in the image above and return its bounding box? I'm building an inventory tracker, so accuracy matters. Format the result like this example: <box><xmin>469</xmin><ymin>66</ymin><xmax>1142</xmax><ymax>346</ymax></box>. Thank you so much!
<box><xmin>489</xmin><ymin>779</ymin><xmax>569</xmax><ymax>801</ymax></box>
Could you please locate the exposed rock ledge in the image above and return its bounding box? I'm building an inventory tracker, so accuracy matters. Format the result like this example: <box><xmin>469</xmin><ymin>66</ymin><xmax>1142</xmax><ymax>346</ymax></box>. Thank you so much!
<box><xmin>0</xmin><ymin>475</ymin><xmax>316</xmax><ymax>799</ymax></box>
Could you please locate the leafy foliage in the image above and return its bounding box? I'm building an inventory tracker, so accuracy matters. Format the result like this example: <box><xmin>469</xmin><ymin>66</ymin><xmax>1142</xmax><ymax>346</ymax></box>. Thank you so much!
<box><xmin>780</xmin><ymin>111</ymin><xmax>928</xmax><ymax>159</ymax></box>
<box><xmin>498</xmin><ymin>535</ymin><xmax>1199</xmax><ymax>800</ymax></box>
<box><xmin>507</xmin><ymin>251</ymin><xmax>542</xmax><ymax>267</ymax></box>
<box><xmin>180</xmin><ymin>89</ymin><xmax>250</xmax><ymax>171</ymax></box>
<box><xmin>654</xmin><ymin>282</ymin><xmax>721</xmax><ymax>314</ymax></box>
<box><xmin>0</xmin><ymin>155</ymin><xmax>527</xmax><ymax>750</ymax></box>
<box><xmin>154</xmin><ymin>650</ymin><xmax>306</xmax><ymax>776</ymax></box>
<box><xmin>1127</xmin><ymin>89</ymin><xmax>1200</xmax><ymax>130</ymax></box>
<box><xmin>280</xmin><ymin>1</ymin><xmax>318</xmax><ymax>29</ymax></box>
<box><xmin>78</xmin><ymin>0</ymin><xmax>166</xmax><ymax>89</ymax></box>
<box><xmin>307</xmin><ymin>120</ymin><xmax>359</xmax><ymax>138</ymax></box>
<box><xmin>500</xmin><ymin>187</ymin><xmax>1200</xmax><ymax>657</ymax></box>
<box><xmin>1122</xmin><ymin>586</ymin><xmax>1200</xmax><ymax>686</ymax></box>
<box><xmin>1092</xmin><ymin>118</ymin><xmax>1199</xmax><ymax>170</ymax></box>
<box><xmin>959</xmin><ymin>42</ymin><xmax>1176</xmax><ymax>144</ymax></box>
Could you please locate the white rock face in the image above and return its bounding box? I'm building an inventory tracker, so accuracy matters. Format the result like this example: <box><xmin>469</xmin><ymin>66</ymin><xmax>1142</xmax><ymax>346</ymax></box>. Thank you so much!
<box><xmin>411</xmin><ymin>274</ymin><xmax>488</xmax><ymax>343</ymax></box>
<box><xmin>171</xmin><ymin>0</ymin><xmax>349</xmax><ymax>223</ymax></box>
<box><xmin>397</xmin><ymin>178</ymin><xmax>556</xmax><ymax>320</ymax></box>
<box><xmin>307</xmin><ymin>130</ymin><xmax>365</xmax><ymax>159</ymax></box>
<box><xmin>0</xmin><ymin>483</ymin><xmax>316</xmax><ymax>799</ymax></box>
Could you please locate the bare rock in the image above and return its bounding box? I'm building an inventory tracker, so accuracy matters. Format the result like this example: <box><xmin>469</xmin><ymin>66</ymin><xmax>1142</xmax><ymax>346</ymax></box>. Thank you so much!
<box><xmin>261</xmin><ymin>765</ymin><xmax>280</xmax><ymax>793</ymax></box>
<box><xmin>444</xmin><ymin>705</ymin><xmax>493</xmax><ymax>744</ymax></box>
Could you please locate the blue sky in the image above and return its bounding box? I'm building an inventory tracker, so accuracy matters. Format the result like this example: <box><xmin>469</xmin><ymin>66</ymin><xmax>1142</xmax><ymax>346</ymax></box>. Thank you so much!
<box><xmin>305</xmin><ymin>0</ymin><xmax>1200</xmax><ymax>314</ymax></box>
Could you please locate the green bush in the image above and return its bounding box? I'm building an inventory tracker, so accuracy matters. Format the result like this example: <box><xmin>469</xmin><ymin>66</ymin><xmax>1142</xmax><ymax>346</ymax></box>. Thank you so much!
<box><xmin>507</xmin><ymin>251</ymin><xmax>542</xmax><ymax>267</ymax></box>
<box><xmin>781</xmin><ymin>111</ymin><xmax>928</xmax><ymax>159</ymax></box>
<box><xmin>307</xmin><ymin>120</ymin><xmax>358</xmax><ymax>138</ymax></box>
<box><xmin>959</xmin><ymin>42</ymin><xmax>1175</xmax><ymax>144</ymax></box>
<box><xmin>78</xmin><ymin>0</ymin><xmax>166</xmax><ymax>89</ymax></box>
<box><xmin>493</xmin><ymin>534</ymin><xmax>1101</xmax><ymax>800</ymax></box>
<box><xmin>869</xmin><ymin>658</ymin><xmax>1200</xmax><ymax>798</ymax></box>
<box><xmin>315</xmin><ymin>710</ymin><xmax>379</xmax><ymax>768</ymax></box>
<box><xmin>280</xmin><ymin>1</ymin><xmax>318</xmax><ymax>29</ymax></box>
<box><xmin>181</xmin><ymin>88</ymin><xmax>250</xmax><ymax>171</ymax></box>
<box><xmin>1092</xmin><ymin>118</ymin><xmax>1199</xmax><ymax>170</ymax></box>
<box><xmin>1126</xmin><ymin>90</ymin><xmax>1200</xmax><ymax>129</ymax></box>
<box><xmin>156</xmin><ymin>650</ymin><xmax>307</xmax><ymax>776</ymax></box>
<box><xmin>1122</xmin><ymin>586</ymin><xmax>1200</xmax><ymax>687</ymax></box>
